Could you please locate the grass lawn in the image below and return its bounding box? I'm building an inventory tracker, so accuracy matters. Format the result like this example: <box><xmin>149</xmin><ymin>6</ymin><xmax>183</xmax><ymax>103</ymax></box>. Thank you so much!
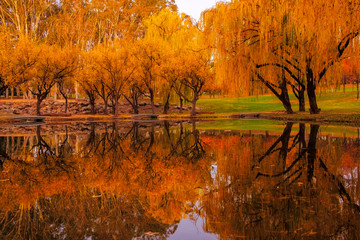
<box><xmin>2</xmin><ymin>86</ymin><xmax>360</xmax><ymax>126</ymax></box>
<box><xmin>198</xmin><ymin>87</ymin><xmax>360</xmax><ymax>114</ymax></box>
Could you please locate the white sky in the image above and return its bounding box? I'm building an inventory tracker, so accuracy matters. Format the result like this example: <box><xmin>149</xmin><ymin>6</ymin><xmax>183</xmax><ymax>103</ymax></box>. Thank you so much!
<box><xmin>175</xmin><ymin>0</ymin><xmax>228</xmax><ymax>21</ymax></box>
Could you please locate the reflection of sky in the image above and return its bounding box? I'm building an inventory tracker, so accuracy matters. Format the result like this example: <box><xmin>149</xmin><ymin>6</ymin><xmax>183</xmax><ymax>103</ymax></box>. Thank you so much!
<box><xmin>175</xmin><ymin>0</ymin><xmax>229</xmax><ymax>21</ymax></box>
<box><xmin>169</xmin><ymin>218</ymin><xmax>218</xmax><ymax>240</ymax></box>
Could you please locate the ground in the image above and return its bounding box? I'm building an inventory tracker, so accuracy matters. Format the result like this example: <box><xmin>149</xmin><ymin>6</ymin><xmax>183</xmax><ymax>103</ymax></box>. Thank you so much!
<box><xmin>1</xmin><ymin>86</ymin><xmax>360</xmax><ymax>126</ymax></box>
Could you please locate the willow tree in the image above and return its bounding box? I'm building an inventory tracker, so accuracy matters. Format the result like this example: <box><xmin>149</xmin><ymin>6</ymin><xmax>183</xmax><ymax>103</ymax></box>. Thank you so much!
<box><xmin>202</xmin><ymin>1</ymin><xmax>296</xmax><ymax>114</ymax></box>
<box><xmin>144</xmin><ymin>8</ymin><xmax>204</xmax><ymax>115</ymax></box>
<box><xmin>141</xmin><ymin>9</ymin><xmax>189</xmax><ymax>114</ymax></box>
<box><xmin>204</xmin><ymin>0</ymin><xmax>360</xmax><ymax>114</ymax></box>
<box><xmin>134</xmin><ymin>39</ymin><xmax>162</xmax><ymax>114</ymax></box>
<box><xmin>163</xmin><ymin>25</ymin><xmax>213</xmax><ymax>117</ymax></box>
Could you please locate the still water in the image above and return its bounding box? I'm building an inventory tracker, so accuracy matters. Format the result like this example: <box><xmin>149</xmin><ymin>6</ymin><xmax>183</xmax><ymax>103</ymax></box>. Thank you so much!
<box><xmin>0</xmin><ymin>120</ymin><xmax>359</xmax><ymax>239</ymax></box>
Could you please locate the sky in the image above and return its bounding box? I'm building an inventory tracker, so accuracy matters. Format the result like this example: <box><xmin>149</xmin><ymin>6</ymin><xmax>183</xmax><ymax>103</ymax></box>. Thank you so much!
<box><xmin>175</xmin><ymin>0</ymin><xmax>227</xmax><ymax>21</ymax></box>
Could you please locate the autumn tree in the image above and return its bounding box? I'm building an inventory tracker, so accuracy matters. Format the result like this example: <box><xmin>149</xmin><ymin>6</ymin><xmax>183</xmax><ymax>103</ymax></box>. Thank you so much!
<box><xmin>122</xmin><ymin>73</ymin><xmax>144</xmax><ymax>114</ymax></box>
<box><xmin>0</xmin><ymin>28</ymin><xmax>11</xmax><ymax>95</ymax></box>
<box><xmin>21</xmin><ymin>44</ymin><xmax>77</xmax><ymax>115</ymax></box>
<box><xmin>1</xmin><ymin>38</ymin><xmax>39</xmax><ymax>99</ymax></box>
<box><xmin>80</xmin><ymin>50</ymin><xmax>113</xmax><ymax>114</ymax></box>
<box><xmin>92</xmin><ymin>42</ymin><xmax>135</xmax><ymax>116</ymax></box>
<box><xmin>170</xmin><ymin>48</ymin><xmax>213</xmax><ymax>117</ymax></box>
<box><xmin>75</xmin><ymin>56</ymin><xmax>98</xmax><ymax>114</ymax></box>
<box><xmin>0</xmin><ymin>0</ymin><xmax>56</xmax><ymax>40</ymax></box>
<box><xmin>135</xmin><ymin>39</ymin><xmax>162</xmax><ymax>114</ymax></box>
<box><xmin>57</xmin><ymin>77</ymin><xmax>74</xmax><ymax>113</ymax></box>
<box><xmin>204</xmin><ymin>0</ymin><xmax>360</xmax><ymax>114</ymax></box>
<box><xmin>342</xmin><ymin>56</ymin><xmax>360</xmax><ymax>100</ymax></box>
<box><xmin>145</xmin><ymin>8</ymin><xmax>212</xmax><ymax>116</ymax></box>
<box><xmin>139</xmin><ymin>8</ymin><xmax>192</xmax><ymax>114</ymax></box>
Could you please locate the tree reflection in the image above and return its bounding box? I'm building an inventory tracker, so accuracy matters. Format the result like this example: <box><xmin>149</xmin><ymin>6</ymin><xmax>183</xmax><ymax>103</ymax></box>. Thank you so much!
<box><xmin>1</xmin><ymin>121</ymin><xmax>360</xmax><ymax>239</ymax></box>
<box><xmin>0</xmin><ymin>121</ymin><xmax>211</xmax><ymax>239</ymax></box>
<box><xmin>202</xmin><ymin>123</ymin><xmax>360</xmax><ymax>239</ymax></box>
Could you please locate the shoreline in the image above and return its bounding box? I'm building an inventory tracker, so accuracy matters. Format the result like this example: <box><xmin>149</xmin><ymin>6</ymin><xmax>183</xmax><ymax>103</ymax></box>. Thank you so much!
<box><xmin>1</xmin><ymin>111</ymin><xmax>360</xmax><ymax>127</ymax></box>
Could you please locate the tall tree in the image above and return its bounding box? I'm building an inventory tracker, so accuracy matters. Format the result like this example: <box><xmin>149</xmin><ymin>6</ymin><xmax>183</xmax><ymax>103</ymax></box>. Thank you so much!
<box><xmin>145</xmin><ymin>8</ymin><xmax>211</xmax><ymax>116</ymax></box>
<box><xmin>21</xmin><ymin>44</ymin><xmax>77</xmax><ymax>115</ymax></box>
<box><xmin>203</xmin><ymin>0</ymin><xmax>360</xmax><ymax>114</ymax></box>
<box><xmin>0</xmin><ymin>0</ymin><xmax>56</xmax><ymax>40</ymax></box>
<box><xmin>92</xmin><ymin>42</ymin><xmax>135</xmax><ymax>116</ymax></box>
<box><xmin>135</xmin><ymin>39</ymin><xmax>162</xmax><ymax>114</ymax></box>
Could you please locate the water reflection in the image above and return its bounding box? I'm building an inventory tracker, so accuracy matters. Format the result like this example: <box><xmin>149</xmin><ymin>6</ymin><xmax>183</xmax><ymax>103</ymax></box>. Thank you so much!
<box><xmin>0</xmin><ymin>121</ymin><xmax>359</xmax><ymax>239</ymax></box>
<box><xmin>202</xmin><ymin>123</ymin><xmax>360</xmax><ymax>239</ymax></box>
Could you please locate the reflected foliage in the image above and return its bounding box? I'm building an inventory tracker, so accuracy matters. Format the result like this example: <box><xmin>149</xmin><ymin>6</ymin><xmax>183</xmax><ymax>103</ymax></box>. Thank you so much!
<box><xmin>0</xmin><ymin>121</ymin><xmax>210</xmax><ymax>239</ymax></box>
<box><xmin>0</xmin><ymin>121</ymin><xmax>360</xmax><ymax>239</ymax></box>
<box><xmin>202</xmin><ymin>123</ymin><xmax>360</xmax><ymax>239</ymax></box>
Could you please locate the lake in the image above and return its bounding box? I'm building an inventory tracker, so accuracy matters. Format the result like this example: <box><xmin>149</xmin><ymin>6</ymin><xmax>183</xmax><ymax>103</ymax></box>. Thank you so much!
<box><xmin>0</xmin><ymin>119</ymin><xmax>359</xmax><ymax>239</ymax></box>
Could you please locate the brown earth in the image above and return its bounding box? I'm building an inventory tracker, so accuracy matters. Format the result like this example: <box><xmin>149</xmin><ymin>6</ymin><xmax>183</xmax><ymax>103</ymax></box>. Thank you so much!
<box><xmin>0</xmin><ymin>99</ymin><xmax>191</xmax><ymax>116</ymax></box>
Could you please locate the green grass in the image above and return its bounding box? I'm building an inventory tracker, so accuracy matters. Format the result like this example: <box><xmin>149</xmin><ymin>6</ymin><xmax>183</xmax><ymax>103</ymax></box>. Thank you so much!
<box><xmin>198</xmin><ymin>87</ymin><xmax>360</xmax><ymax>114</ymax></box>
<box><xmin>197</xmin><ymin>95</ymin><xmax>284</xmax><ymax>113</ymax></box>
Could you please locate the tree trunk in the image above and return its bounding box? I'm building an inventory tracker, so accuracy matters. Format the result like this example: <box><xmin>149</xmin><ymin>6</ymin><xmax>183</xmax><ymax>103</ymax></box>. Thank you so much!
<box><xmin>54</xmin><ymin>83</ymin><xmax>58</xmax><ymax>100</ymax></box>
<box><xmin>22</xmin><ymin>90</ymin><xmax>28</xmax><ymax>99</ymax></box>
<box><xmin>132</xmin><ymin>89</ymin><xmax>139</xmax><ymax>114</ymax></box>
<box><xmin>298</xmin><ymin>88</ymin><xmax>306</xmax><ymax>112</ymax></box>
<box><xmin>111</xmin><ymin>98</ymin><xmax>116</xmax><ymax>114</ymax></box>
<box><xmin>192</xmin><ymin>119</ymin><xmax>197</xmax><ymax>134</ymax></box>
<box><xmin>114</xmin><ymin>97</ymin><xmax>119</xmax><ymax>117</ymax></box>
<box><xmin>75</xmin><ymin>82</ymin><xmax>80</xmax><ymax>100</ymax></box>
<box><xmin>257</xmin><ymin>73</ymin><xmax>293</xmax><ymax>114</ymax></box>
<box><xmin>357</xmin><ymin>76</ymin><xmax>359</xmax><ymax>100</ymax></box>
<box><xmin>281</xmin><ymin>100</ymin><xmax>294</xmax><ymax>114</ymax></box>
<box><xmin>179</xmin><ymin>97</ymin><xmax>183</xmax><ymax>114</ymax></box>
<box><xmin>191</xmin><ymin>92</ymin><xmax>198</xmax><ymax>117</ymax></box>
<box><xmin>163</xmin><ymin>93</ymin><xmax>170</xmax><ymax>114</ymax></box>
<box><xmin>36</xmin><ymin>95</ymin><xmax>43</xmax><ymax>116</ymax></box>
<box><xmin>279</xmin><ymin>78</ymin><xmax>293</xmax><ymax>114</ymax></box>
<box><xmin>133</xmin><ymin>105</ymin><xmax>139</xmax><ymax>114</ymax></box>
<box><xmin>279</xmin><ymin>122</ymin><xmax>293</xmax><ymax>171</ymax></box>
<box><xmin>89</xmin><ymin>96</ymin><xmax>96</xmax><ymax>114</ymax></box>
<box><xmin>65</xmin><ymin>97</ymin><xmax>68</xmax><ymax>113</ymax></box>
<box><xmin>307</xmin><ymin>81</ymin><xmax>321</xmax><ymax>114</ymax></box>
<box><xmin>298</xmin><ymin>123</ymin><xmax>306</xmax><ymax>150</ymax></box>
<box><xmin>149</xmin><ymin>88</ymin><xmax>155</xmax><ymax>114</ymax></box>
<box><xmin>306</xmin><ymin>62</ymin><xmax>321</xmax><ymax>114</ymax></box>
<box><xmin>307</xmin><ymin>124</ymin><xmax>320</xmax><ymax>183</ymax></box>
<box><xmin>90</xmin><ymin>100</ymin><xmax>95</xmax><ymax>114</ymax></box>
<box><xmin>104</xmin><ymin>100</ymin><xmax>108</xmax><ymax>115</ymax></box>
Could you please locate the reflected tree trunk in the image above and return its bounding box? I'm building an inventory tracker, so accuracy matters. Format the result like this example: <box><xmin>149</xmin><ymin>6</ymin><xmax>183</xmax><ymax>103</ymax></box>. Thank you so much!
<box><xmin>306</xmin><ymin>124</ymin><xmax>319</xmax><ymax>183</ymax></box>
<box><xmin>179</xmin><ymin>97</ymin><xmax>183</xmax><ymax>114</ymax></box>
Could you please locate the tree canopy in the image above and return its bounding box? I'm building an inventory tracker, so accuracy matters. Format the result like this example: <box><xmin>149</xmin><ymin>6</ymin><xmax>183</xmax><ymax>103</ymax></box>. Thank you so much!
<box><xmin>0</xmin><ymin>0</ymin><xmax>360</xmax><ymax>115</ymax></box>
